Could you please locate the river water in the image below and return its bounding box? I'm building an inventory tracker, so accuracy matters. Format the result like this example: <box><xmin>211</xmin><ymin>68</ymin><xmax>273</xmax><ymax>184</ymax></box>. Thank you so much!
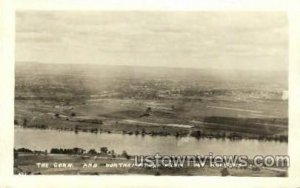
<box><xmin>15</xmin><ymin>127</ymin><xmax>287</xmax><ymax>158</ymax></box>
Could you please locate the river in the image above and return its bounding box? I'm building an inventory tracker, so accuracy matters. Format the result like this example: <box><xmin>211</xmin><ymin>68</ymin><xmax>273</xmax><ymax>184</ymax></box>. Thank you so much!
<box><xmin>14</xmin><ymin>127</ymin><xmax>287</xmax><ymax>157</ymax></box>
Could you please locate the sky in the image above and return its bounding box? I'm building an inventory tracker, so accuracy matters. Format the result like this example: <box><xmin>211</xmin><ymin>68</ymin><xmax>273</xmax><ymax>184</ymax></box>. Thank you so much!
<box><xmin>16</xmin><ymin>11</ymin><xmax>288</xmax><ymax>70</ymax></box>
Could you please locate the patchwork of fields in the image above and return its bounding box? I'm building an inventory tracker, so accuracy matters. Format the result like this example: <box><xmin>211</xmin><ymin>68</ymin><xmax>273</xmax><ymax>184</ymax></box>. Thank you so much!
<box><xmin>14</xmin><ymin>63</ymin><xmax>288</xmax><ymax>176</ymax></box>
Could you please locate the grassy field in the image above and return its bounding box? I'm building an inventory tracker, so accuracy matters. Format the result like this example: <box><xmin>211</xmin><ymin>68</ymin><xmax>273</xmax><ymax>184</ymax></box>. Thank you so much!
<box><xmin>14</xmin><ymin>152</ymin><xmax>287</xmax><ymax>177</ymax></box>
<box><xmin>15</xmin><ymin>96</ymin><xmax>288</xmax><ymax>141</ymax></box>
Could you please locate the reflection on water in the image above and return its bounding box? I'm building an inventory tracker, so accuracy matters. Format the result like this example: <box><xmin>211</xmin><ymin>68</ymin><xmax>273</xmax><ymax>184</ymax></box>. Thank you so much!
<box><xmin>14</xmin><ymin>127</ymin><xmax>287</xmax><ymax>158</ymax></box>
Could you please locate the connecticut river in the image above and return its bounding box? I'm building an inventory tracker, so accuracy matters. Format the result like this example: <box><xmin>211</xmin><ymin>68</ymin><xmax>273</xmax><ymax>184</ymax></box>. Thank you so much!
<box><xmin>15</xmin><ymin>127</ymin><xmax>287</xmax><ymax>158</ymax></box>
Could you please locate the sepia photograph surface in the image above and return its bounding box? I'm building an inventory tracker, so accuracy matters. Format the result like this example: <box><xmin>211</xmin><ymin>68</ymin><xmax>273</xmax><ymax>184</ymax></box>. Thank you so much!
<box><xmin>14</xmin><ymin>11</ymin><xmax>289</xmax><ymax>177</ymax></box>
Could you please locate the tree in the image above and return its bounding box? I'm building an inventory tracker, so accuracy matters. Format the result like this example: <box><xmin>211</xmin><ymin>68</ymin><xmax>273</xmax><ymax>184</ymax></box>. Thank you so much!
<box><xmin>23</xmin><ymin>118</ymin><xmax>27</xmax><ymax>127</ymax></box>
<box><xmin>72</xmin><ymin>147</ymin><xmax>84</xmax><ymax>154</ymax></box>
<box><xmin>14</xmin><ymin>119</ymin><xmax>19</xmax><ymax>125</ymax></box>
<box><xmin>191</xmin><ymin>130</ymin><xmax>202</xmax><ymax>138</ymax></box>
<box><xmin>100</xmin><ymin>147</ymin><xmax>108</xmax><ymax>154</ymax></box>
<box><xmin>88</xmin><ymin>149</ymin><xmax>98</xmax><ymax>155</ymax></box>
<box><xmin>122</xmin><ymin>150</ymin><xmax>130</xmax><ymax>159</ymax></box>
<box><xmin>111</xmin><ymin>150</ymin><xmax>116</xmax><ymax>158</ymax></box>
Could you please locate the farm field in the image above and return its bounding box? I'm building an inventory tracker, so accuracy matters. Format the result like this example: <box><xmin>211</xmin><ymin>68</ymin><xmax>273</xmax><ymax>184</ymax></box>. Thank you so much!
<box><xmin>14</xmin><ymin>63</ymin><xmax>288</xmax><ymax>176</ymax></box>
<box><xmin>15</xmin><ymin>63</ymin><xmax>288</xmax><ymax>141</ymax></box>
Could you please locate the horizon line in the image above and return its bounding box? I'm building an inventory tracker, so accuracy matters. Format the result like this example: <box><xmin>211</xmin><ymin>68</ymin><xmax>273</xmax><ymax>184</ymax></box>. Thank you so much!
<box><xmin>15</xmin><ymin>61</ymin><xmax>288</xmax><ymax>72</ymax></box>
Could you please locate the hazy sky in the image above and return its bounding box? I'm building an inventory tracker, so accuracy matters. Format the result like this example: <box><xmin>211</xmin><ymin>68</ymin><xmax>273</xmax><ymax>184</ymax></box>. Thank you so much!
<box><xmin>16</xmin><ymin>11</ymin><xmax>288</xmax><ymax>70</ymax></box>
